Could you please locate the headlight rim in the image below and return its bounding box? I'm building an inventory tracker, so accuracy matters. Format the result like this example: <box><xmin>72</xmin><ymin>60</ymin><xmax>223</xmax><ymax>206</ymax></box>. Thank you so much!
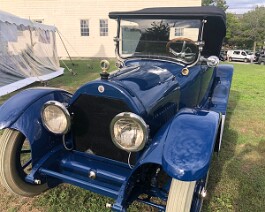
<box><xmin>110</xmin><ymin>112</ymin><xmax>148</xmax><ymax>152</ymax></box>
<box><xmin>41</xmin><ymin>100</ymin><xmax>71</xmax><ymax>135</ymax></box>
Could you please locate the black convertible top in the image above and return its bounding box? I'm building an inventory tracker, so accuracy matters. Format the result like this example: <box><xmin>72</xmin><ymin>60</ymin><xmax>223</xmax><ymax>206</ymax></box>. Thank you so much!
<box><xmin>109</xmin><ymin>6</ymin><xmax>225</xmax><ymax>22</ymax></box>
<box><xmin>109</xmin><ymin>6</ymin><xmax>226</xmax><ymax>56</ymax></box>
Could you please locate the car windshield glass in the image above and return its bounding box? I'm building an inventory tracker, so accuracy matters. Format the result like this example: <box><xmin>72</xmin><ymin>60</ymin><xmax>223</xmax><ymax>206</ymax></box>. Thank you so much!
<box><xmin>119</xmin><ymin>19</ymin><xmax>201</xmax><ymax>60</ymax></box>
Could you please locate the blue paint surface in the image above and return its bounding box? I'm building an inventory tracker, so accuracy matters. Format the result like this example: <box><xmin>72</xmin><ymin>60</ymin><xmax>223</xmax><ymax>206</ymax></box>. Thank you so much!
<box><xmin>0</xmin><ymin>59</ymin><xmax>233</xmax><ymax>211</ymax></box>
<box><xmin>0</xmin><ymin>88</ymin><xmax>71</xmax><ymax>129</ymax></box>
<box><xmin>162</xmin><ymin>109</ymin><xmax>220</xmax><ymax>181</ymax></box>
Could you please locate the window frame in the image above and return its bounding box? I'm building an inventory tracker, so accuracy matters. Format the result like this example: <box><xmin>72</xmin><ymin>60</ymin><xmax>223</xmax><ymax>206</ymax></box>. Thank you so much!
<box><xmin>99</xmin><ymin>19</ymin><xmax>108</xmax><ymax>36</ymax></box>
<box><xmin>175</xmin><ymin>27</ymin><xmax>184</xmax><ymax>36</ymax></box>
<box><xmin>80</xmin><ymin>19</ymin><xmax>89</xmax><ymax>36</ymax></box>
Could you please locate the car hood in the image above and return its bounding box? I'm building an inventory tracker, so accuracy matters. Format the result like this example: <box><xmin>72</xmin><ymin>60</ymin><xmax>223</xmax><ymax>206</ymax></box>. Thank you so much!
<box><xmin>110</xmin><ymin>61</ymin><xmax>180</xmax><ymax>113</ymax></box>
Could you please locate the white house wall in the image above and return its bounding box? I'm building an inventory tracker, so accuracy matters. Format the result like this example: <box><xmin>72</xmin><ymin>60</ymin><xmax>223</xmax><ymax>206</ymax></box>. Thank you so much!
<box><xmin>0</xmin><ymin>0</ymin><xmax>201</xmax><ymax>58</ymax></box>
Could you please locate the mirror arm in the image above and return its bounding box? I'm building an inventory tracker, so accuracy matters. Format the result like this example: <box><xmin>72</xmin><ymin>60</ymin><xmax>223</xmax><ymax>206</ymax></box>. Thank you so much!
<box><xmin>195</xmin><ymin>41</ymin><xmax>205</xmax><ymax>52</ymax></box>
<box><xmin>114</xmin><ymin>18</ymin><xmax>124</xmax><ymax>66</ymax></box>
<box><xmin>199</xmin><ymin>20</ymin><xmax>207</xmax><ymax>42</ymax></box>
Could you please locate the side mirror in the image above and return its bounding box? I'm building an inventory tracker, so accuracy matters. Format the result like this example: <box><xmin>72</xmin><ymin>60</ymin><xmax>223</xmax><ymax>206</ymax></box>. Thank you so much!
<box><xmin>200</xmin><ymin>56</ymin><xmax>219</xmax><ymax>67</ymax></box>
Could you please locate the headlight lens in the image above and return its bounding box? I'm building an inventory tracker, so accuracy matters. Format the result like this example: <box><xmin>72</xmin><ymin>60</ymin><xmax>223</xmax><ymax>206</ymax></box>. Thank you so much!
<box><xmin>110</xmin><ymin>112</ymin><xmax>148</xmax><ymax>152</ymax></box>
<box><xmin>41</xmin><ymin>101</ymin><xmax>71</xmax><ymax>134</ymax></box>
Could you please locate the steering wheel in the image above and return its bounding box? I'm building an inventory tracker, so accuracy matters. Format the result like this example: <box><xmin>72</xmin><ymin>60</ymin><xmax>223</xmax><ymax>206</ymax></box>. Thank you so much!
<box><xmin>166</xmin><ymin>37</ymin><xmax>197</xmax><ymax>58</ymax></box>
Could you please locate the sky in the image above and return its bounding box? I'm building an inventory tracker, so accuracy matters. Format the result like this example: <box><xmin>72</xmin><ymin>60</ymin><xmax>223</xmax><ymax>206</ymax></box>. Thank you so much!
<box><xmin>226</xmin><ymin>0</ymin><xmax>265</xmax><ymax>14</ymax></box>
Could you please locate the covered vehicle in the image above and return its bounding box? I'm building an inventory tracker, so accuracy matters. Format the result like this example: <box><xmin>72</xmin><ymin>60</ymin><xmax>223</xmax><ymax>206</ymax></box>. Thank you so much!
<box><xmin>0</xmin><ymin>6</ymin><xmax>233</xmax><ymax>211</ymax></box>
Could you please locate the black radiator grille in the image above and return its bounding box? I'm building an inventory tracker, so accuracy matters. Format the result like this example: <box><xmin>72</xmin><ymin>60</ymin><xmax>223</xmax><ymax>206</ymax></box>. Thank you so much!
<box><xmin>70</xmin><ymin>94</ymin><xmax>135</xmax><ymax>163</ymax></box>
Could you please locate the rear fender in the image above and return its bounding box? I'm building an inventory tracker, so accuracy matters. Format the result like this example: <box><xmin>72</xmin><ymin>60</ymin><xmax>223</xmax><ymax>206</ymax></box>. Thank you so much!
<box><xmin>210</xmin><ymin>64</ymin><xmax>233</xmax><ymax>151</ymax></box>
<box><xmin>0</xmin><ymin>88</ymin><xmax>72</xmax><ymax>163</ymax></box>
<box><xmin>210</xmin><ymin>64</ymin><xmax>233</xmax><ymax>115</ymax></box>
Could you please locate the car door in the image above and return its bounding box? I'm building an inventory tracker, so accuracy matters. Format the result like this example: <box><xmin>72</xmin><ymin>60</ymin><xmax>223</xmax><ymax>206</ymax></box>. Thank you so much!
<box><xmin>240</xmin><ymin>51</ymin><xmax>247</xmax><ymax>61</ymax></box>
<box><xmin>197</xmin><ymin>65</ymin><xmax>215</xmax><ymax>106</ymax></box>
<box><xmin>232</xmin><ymin>50</ymin><xmax>240</xmax><ymax>60</ymax></box>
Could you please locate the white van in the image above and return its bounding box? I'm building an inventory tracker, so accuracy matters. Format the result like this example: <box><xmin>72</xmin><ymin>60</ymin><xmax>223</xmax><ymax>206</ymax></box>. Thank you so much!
<box><xmin>227</xmin><ymin>50</ymin><xmax>250</xmax><ymax>62</ymax></box>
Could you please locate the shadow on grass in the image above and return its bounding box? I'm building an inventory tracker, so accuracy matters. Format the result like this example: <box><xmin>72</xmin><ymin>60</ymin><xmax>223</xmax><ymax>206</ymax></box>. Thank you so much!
<box><xmin>204</xmin><ymin>87</ymin><xmax>265</xmax><ymax>211</ymax></box>
<box><xmin>225</xmin><ymin>137</ymin><xmax>265</xmax><ymax>211</ymax></box>
<box><xmin>203</xmin><ymin>90</ymin><xmax>240</xmax><ymax>211</ymax></box>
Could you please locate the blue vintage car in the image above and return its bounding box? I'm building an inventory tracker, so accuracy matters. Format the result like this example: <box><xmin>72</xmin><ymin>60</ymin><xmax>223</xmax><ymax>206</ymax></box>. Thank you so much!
<box><xmin>0</xmin><ymin>6</ymin><xmax>233</xmax><ymax>211</ymax></box>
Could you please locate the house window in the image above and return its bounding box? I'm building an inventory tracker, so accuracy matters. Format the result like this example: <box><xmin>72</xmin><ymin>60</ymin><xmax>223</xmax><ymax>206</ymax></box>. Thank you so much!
<box><xmin>80</xmin><ymin>19</ymin><xmax>89</xmax><ymax>36</ymax></box>
<box><xmin>175</xmin><ymin>28</ymin><xmax>184</xmax><ymax>36</ymax></box>
<box><xmin>100</xmin><ymin>19</ymin><xmax>108</xmax><ymax>36</ymax></box>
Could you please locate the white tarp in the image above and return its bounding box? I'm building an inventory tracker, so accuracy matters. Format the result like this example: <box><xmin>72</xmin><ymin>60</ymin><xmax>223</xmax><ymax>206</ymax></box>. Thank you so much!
<box><xmin>0</xmin><ymin>10</ymin><xmax>63</xmax><ymax>97</ymax></box>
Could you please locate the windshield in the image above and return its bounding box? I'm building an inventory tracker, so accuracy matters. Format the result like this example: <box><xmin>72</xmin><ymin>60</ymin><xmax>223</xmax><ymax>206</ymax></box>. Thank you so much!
<box><xmin>119</xmin><ymin>19</ymin><xmax>201</xmax><ymax>61</ymax></box>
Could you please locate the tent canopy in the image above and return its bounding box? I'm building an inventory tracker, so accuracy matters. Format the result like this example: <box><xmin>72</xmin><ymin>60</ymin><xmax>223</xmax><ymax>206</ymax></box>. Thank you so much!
<box><xmin>0</xmin><ymin>10</ymin><xmax>63</xmax><ymax>97</ymax></box>
<box><xmin>0</xmin><ymin>10</ymin><xmax>56</xmax><ymax>32</ymax></box>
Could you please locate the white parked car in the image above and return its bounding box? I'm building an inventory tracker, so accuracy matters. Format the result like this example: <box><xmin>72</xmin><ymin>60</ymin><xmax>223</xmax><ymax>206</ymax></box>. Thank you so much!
<box><xmin>227</xmin><ymin>50</ymin><xmax>252</xmax><ymax>62</ymax></box>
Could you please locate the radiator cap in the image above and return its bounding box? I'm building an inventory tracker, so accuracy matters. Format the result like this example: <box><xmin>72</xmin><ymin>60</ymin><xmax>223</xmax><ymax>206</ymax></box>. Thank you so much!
<box><xmin>100</xmin><ymin>60</ymin><xmax>110</xmax><ymax>80</ymax></box>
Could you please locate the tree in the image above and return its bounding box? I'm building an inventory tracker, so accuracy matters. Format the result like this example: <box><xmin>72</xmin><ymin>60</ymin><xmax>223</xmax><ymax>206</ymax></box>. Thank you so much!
<box><xmin>225</xmin><ymin>13</ymin><xmax>246</xmax><ymax>48</ymax></box>
<box><xmin>223</xmin><ymin>7</ymin><xmax>265</xmax><ymax>51</ymax></box>
<box><xmin>136</xmin><ymin>21</ymin><xmax>170</xmax><ymax>53</ymax></box>
<box><xmin>144</xmin><ymin>21</ymin><xmax>169</xmax><ymax>41</ymax></box>
<box><xmin>202</xmin><ymin>0</ymin><xmax>228</xmax><ymax>11</ymax></box>
<box><xmin>241</xmin><ymin>6</ymin><xmax>265</xmax><ymax>52</ymax></box>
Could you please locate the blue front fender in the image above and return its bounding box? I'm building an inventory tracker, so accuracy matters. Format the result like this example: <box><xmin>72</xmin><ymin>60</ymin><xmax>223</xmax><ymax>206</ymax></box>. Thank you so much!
<box><xmin>162</xmin><ymin>108</ymin><xmax>221</xmax><ymax>181</ymax></box>
<box><xmin>0</xmin><ymin>88</ymin><xmax>71</xmax><ymax>129</ymax></box>
<box><xmin>0</xmin><ymin>88</ymin><xmax>72</xmax><ymax>164</ymax></box>
<box><xmin>137</xmin><ymin>108</ymin><xmax>221</xmax><ymax>181</ymax></box>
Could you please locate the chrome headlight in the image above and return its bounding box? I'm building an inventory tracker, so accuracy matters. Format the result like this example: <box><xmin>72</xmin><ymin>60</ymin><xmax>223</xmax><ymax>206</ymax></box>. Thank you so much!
<box><xmin>110</xmin><ymin>112</ymin><xmax>148</xmax><ymax>152</ymax></box>
<box><xmin>41</xmin><ymin>101</ymin><xmax>71</xmax><ymax>134</ymax></box>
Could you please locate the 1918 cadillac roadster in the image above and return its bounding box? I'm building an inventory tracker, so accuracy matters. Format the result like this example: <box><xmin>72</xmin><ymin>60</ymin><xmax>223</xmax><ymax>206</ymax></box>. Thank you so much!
<box><xmin>0</xmin><ymin>6</ymin><xmax>233</xmax><ymax>211</ymax></box>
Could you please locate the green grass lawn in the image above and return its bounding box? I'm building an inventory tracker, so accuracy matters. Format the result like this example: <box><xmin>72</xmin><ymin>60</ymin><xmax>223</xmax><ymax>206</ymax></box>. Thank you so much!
<box><xmin>0</xmin><ymin>60</ymin><xmax>265</xmax><ymax>211</ymax></box>
<box><xmin>204</xmin><ymin>63</ymin><xmax>265</xmax><ymax>211</ymax></box>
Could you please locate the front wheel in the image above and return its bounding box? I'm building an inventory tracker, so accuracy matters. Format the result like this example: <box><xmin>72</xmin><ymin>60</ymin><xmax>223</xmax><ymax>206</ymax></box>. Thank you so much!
<box><xmin>166</xmin><ymin>174</ymin><xmax>209</xmax><ymax>212</ymax></box>
<box><xmin>166</xmin><ymin>179</ymin><xmax>196</xmax><ymax>212</ymax></box>
<box><xmin>0</xmin><ymin>129</ymin><xmax>47</xmax><ymax>196</ymax></box>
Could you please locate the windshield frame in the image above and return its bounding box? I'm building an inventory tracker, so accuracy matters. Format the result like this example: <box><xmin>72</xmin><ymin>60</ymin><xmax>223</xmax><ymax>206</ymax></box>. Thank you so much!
<box><xmin>115</xmin><ymin>18</ymin><xmax>204</xmax><ymax>64</ymax></box>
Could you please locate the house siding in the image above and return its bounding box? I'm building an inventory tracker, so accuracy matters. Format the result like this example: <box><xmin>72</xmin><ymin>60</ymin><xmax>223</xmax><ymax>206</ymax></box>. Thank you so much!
<box><xmin>1</xmin><ymin>0</ymin><xmax>201</xmax><ymax>57</ymax></box>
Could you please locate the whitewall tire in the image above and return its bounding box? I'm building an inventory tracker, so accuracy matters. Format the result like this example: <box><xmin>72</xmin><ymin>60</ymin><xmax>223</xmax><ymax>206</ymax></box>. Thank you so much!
<box><xmin>166</xmin><ymin>179</ymin><xmax>196</xmax><ymax>212</ymax></box>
